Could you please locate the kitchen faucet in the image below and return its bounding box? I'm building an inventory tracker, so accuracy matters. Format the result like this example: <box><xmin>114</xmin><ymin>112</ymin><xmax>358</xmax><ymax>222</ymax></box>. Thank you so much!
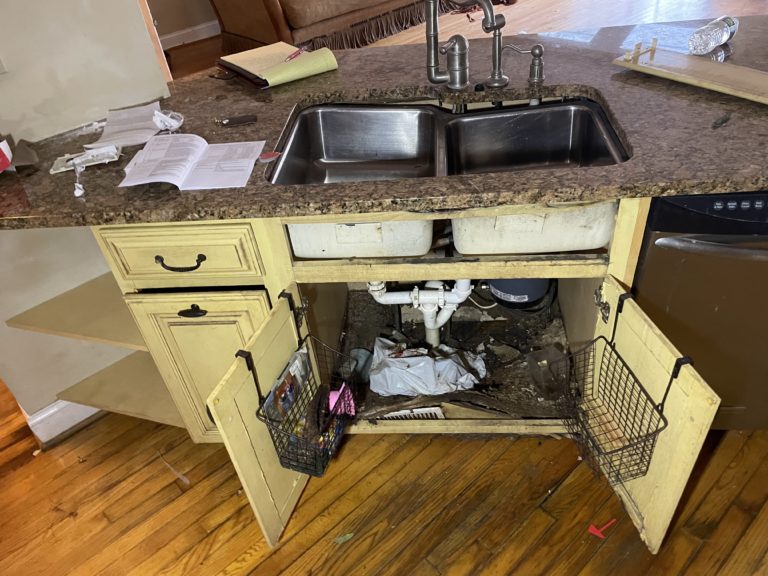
<box><xmin>425</xmin><ymin>0</ymin><xmax>544</xmax><ymax>91</ymax></box>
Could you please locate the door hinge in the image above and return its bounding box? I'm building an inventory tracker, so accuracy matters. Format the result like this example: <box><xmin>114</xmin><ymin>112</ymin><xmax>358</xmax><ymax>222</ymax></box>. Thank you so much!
<box><xmin>594</xmin><ymin>286</ymin><xmax>611</xmax><ymax>324</ymax></box>
<box><xmin>279</xmin><ymin>290</ymin><xmax>309</xmax><ymax>329</ymax></box>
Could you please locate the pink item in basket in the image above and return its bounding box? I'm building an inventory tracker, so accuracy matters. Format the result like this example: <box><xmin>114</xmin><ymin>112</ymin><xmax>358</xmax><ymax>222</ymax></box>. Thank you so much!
<box><xmin>328</xmin><ymin>383</ymin><xmax>355</xmax><ymax>416</ymax></box>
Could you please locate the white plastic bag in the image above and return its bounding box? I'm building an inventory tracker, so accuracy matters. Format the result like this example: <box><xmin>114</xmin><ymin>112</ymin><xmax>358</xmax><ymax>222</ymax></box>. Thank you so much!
<box><xmin>369</xmin><ymin>338</ymin><xmax>486</xmax><ymax>397</ymax></box>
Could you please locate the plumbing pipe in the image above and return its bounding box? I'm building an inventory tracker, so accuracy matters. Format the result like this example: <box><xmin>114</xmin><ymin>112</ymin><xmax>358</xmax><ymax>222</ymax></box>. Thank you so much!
<box><xmin>367</xmin><ymin>281</ymin><xmax>411</xmax><ymax>305</ymax></box>
<box><xmin>367</xmin><ymin>280</ymin><xmax>472</xmax><ymax>347</ymax></box>
<box><xmin>367</xmin><ymin>280</ymin><xmax>472</xmax><ymax>308</ymax></box>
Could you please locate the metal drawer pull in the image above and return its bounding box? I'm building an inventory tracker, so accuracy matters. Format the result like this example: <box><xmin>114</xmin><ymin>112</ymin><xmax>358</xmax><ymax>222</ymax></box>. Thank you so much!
<box><xmin>177</xmin><ymin>304</ymin><xmax>207</xmax><ymax>318</ymax></box>
<box><xmin>154</xmin><ymin>253</ymin><xmax>207</xmax><ymax>272</ymax></box>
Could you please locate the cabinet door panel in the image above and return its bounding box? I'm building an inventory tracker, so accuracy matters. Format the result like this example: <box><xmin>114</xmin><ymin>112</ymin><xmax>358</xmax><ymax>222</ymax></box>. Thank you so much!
<box><xmin>207</xmin><ymin>296</ymin><xmax>308</xmax><ymax>547</ymax></box>
<box><xmin>127</xmin><ymin>291</ymin><xmax>269</xmax><ymax>443</ymax></box>
<box><xmin>595</xmin><ymin>276</ymin><xmax>720</xmax><ymax>554</ymax></box>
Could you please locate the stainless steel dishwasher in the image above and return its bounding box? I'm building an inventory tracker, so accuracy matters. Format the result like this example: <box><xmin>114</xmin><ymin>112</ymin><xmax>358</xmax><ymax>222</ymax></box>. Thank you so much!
<box><xmin>634</xmin><ymin>192</ymin><xmax>768</xmax><ymax>429</ymax></box>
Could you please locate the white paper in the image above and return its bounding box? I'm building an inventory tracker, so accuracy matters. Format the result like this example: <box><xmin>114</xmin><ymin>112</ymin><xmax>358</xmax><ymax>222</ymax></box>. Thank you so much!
<box><xmin>85</xmin><ymin>101</ymin><xmax>161</xmax><ymax>149</ymax></box>
<box><xmin>181</xmin><ymin>141</ymin><xmax>264</xmax><ymax>190</ymax></box>
<box><xmin>120</xmin><ymin>134</ymin><xmax>264</xmax><ymax>191</ymax></box>
<box><xmin>120</xmin><ymin>134</ymin><xmax>207</xmax><ymax>188</ymax></box>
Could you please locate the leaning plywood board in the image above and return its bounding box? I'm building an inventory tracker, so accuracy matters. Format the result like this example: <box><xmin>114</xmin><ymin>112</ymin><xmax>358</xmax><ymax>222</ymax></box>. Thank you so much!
<box><xmin>6</xmin><ymin>273</ymin><xmax>147</xmax><ymax>351</ymax></box>
<box><xmin>58</xmin><ymin>351</ymin><xmax>184</xmax><ymax>427</ymax></box>
<box><xmin>595</xmin><ymin>276</ymin><xmax>720</xmax><ymax>554</ymax></box>
<box><xmin>613</xmin><ymin>48</ymin><xmax>768</xmax><ymax>105</ymax></box>
<box><xmin>207</xmin><ymin>296</ymin><xmax>308</xmax><ymax>548</ymax></box>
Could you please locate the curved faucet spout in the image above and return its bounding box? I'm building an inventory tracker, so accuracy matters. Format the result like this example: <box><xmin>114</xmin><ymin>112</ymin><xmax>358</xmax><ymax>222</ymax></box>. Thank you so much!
<box><xmin>450</xmin><ymin>0</ymin><xmax>505</xmax><ymax>32</ymax></box>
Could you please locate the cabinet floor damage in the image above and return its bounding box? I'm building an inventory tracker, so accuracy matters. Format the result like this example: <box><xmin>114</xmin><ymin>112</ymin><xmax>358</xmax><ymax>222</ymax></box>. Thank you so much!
<box><xmin>341</xmin><ymin>288</ymin><xmax>570</xmax><ymax>420</ymax></box>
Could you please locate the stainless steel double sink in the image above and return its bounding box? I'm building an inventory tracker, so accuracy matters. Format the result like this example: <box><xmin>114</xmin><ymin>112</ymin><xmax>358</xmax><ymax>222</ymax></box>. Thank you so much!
<box><xmin>269</xmin><ymin>98</ymin><xmax>630</xmax><ymax>185</ymax></box>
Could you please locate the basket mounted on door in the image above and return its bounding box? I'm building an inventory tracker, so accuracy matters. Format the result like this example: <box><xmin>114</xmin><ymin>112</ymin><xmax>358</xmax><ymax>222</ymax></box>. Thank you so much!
<box><xmin>555</xmin><ymin>293</ymin><xmax>691</xmax><ymax>486</ymax></box>
<box><xmin>244</xmin><ymin>336</ymin><xmax>356</xmax><ymax>477</ymax></box>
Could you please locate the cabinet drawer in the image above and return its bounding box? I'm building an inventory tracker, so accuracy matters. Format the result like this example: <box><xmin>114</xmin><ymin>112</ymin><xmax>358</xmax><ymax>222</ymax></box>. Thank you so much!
<box><xmin>94</xmin><ymin>222</ymin><xmax>264</xmax><ymax>292</ymax></box>
<box><xmin>126</xmin><ymin>290</ymin><xmax>270</xmax><ymax>443</ymax></box>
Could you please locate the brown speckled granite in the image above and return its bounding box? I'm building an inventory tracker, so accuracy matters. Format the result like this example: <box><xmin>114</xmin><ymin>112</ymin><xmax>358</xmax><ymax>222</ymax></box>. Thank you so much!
<box><xmin>1</xmin><ymin>17</ymin><xmax>767</xmax><ymax>229</ymax></box>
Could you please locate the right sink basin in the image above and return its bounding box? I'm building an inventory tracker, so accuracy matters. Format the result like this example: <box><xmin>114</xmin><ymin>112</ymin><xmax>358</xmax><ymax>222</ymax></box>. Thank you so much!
<box><xmin>445</xmin><ymin>99</ymin><xmax>629</xmax><ymax>175</ymax></box>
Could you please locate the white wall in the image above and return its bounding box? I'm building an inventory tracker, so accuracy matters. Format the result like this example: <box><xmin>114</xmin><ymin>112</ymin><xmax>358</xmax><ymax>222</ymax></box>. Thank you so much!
<box><xmin>0</xmin><ymin>0</ymin><xmax>170</xmax><ymax>142</ymax></box>
<box><xmin>0</xmin><ymin>228</ymin><xmax>132</xmax><ymax>415</ymax></box>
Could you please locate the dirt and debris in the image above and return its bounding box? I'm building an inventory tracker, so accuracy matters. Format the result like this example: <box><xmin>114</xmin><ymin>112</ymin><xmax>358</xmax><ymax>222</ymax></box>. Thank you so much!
<box><xmin>341</xmin><ymin>288</ymin><xmax>571</xmax><ymax>420</ymax></box>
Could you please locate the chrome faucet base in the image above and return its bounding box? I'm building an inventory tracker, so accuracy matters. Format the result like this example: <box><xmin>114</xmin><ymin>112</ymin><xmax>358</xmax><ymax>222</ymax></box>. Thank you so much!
<box><xmin>485</xmin><ymin>75</ymin><xmax>509</xmax><ymax>88</ymax></box>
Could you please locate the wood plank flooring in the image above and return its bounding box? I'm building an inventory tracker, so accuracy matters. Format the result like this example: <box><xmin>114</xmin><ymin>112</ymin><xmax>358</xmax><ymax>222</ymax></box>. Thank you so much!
<box><xmin>374</xmin><ymin>0</ymin><xmax>768</xmax><ymax>47</ymax></box>
<box><xmin>0</xmin><ymin>378</ymin><xmax>37</xmax><ymax>481</ymax></box>
<box><xmin>2</xmin><ymin>411</ymin><xmax>768</xmax><ymax>575</ymax></box>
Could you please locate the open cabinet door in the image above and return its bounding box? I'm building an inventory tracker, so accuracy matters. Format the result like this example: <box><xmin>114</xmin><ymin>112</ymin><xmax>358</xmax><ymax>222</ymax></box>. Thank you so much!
<box><xmin>593</xmin><ymin>276</ymin><xmax>720</xmax><ymax>554</ymax></box>
<box><xmin>207</xmin><ymin>295</ymin><xmax>308</xmax><ymax>548</ymax></box>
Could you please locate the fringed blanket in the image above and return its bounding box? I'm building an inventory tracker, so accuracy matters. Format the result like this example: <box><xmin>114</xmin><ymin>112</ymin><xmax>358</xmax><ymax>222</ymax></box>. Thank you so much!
<box><xmin>305</xmin><ymin>0</ymin><xmax>476</xmax><ymax>50</ymax></box>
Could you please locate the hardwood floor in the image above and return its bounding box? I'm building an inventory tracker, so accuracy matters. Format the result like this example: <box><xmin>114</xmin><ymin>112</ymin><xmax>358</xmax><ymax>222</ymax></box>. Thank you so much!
<box><xmin>2</xmin><ymin>413</ymin><xmax>768</xmax><ymax>575</ymax></box>
<box><xmin>0</xmin><ymin>378</ymin><xmax>37</xmax><ymax>481</ymax></box>
<box><xmin>374</xmin><ymin>0</ymin><xmax>768</xmax><ymax>46</ymax></box>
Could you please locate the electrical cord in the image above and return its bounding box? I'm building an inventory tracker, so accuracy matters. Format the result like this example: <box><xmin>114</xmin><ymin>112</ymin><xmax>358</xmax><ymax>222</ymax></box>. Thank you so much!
<box><xmin>468</xmin><ymin>294</ymin><xmax>498</xmax><ymax>310</ymax></box>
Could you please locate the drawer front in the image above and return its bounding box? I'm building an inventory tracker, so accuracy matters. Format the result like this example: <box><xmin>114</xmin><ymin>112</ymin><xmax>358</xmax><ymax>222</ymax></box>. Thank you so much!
<box><xmin>126</xmin><ymin>290</ymin><xmax>270</xmax><ymax>443</ymax></box>
<box><xmin>94</xmin><ymin>222</ymin><xmax>264</xmax><ymax>291</ymax></box>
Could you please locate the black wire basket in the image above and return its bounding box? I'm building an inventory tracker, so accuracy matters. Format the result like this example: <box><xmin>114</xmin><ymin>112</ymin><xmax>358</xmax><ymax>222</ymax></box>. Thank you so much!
<box><xmin>555</xmin><ymin>293</ymin><xmax>688</xmax><ymax>486</ymax></box>
<box><xmin>255</xmin><ymin>337</ymin><xmax>357</xmax><ymax>477</ymax></box>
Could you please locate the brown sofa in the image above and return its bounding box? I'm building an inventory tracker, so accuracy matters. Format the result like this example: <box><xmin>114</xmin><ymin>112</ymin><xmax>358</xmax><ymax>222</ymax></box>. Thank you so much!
<box><xmin>209</xmin><ymin>0</ymin><xmax>454</xmax><ymax>53</ymax></box>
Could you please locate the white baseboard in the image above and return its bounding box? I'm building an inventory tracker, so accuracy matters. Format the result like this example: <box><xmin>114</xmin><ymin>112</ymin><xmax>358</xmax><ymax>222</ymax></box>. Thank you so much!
<box><xmin>160</xmin><ymin>20</ymin><xmax>221</xmax><ymax>50</ymax></box>
<box><xmin>24</xmin><ymin>400</ymin><xmax>101</xmax><ymax>444</ymax></box>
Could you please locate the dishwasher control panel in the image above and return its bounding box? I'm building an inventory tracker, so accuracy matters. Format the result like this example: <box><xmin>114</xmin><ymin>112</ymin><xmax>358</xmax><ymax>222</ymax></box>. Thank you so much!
<box><xmin>651</xmin><ymin>191</ymin><xmax>768</xmax><ymax>234</ymax></box>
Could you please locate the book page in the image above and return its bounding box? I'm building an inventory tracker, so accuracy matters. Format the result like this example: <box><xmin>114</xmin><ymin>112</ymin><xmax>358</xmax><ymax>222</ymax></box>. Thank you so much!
<box><xmin>219</xmin><ymin>42</ymin><xmax>297</xmax><ymax>78</ymax></box>
<box><xmin>180</xmin><ymin>141</ymin><xmax>265</xmax><ymax>190</ymax></box>
<box><xmin>85</xmin><ymin>101</ymin><xmax>161</xmax><ymax>149</ymax></box>
<box><xmin>261</xmin><ymin>48</ymin><xmax>338</xmax><ymax>87</ymax></box>
<box><xmin>120</xmin><ymin>134</ymin><xmax>207</xmax><ymax>188</ymax></box>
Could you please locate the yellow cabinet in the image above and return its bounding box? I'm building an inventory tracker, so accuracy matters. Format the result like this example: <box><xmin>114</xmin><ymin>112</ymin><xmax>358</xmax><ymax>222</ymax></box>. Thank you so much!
<box><xmin>127</xmin><ymin>290</ymin><xmax>270</xmax><ymax>443</ymax></box>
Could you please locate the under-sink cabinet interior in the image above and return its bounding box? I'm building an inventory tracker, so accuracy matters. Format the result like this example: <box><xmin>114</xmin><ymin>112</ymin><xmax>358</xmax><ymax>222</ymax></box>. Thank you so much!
<box><xmin>4</xmin><ymin>198</ymin><xmax>719</xmax><ymax>555</ymax></box>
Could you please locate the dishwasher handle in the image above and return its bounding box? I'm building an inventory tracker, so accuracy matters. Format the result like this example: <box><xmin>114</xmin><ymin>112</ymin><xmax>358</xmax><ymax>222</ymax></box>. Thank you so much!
<box><xmin>655</xmin><ymin>234</ymin><xmax>768</xmax><ymax>262</ymax></box>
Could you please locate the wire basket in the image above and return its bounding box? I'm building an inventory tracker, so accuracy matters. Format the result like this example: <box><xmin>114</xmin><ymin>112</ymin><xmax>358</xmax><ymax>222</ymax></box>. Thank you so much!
<box><xmin>556</xmin><ymin>337</ymin><xmax>668</xmax><ymax>485</ymax></box>
<box><xmin>554</xmin><ymin>293</ymin><xmax>686</xmax><ymax>486</ymax></box>
<box><xmin>256</xmin><ymin>337</ymin><xmax>356</xmax><ymax>477</ymax></box>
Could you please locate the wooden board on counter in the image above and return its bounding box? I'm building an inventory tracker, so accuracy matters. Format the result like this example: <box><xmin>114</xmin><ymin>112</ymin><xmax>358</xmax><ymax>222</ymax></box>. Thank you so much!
<box><xmin>613</xmin><ymin>47</ymin><xmax>768</xmax><ymax>105</ymax></box>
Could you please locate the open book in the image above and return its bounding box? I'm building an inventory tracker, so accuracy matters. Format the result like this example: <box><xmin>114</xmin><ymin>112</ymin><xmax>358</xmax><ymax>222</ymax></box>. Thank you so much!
<box><xmin>120</xmin><ymin>134</ymin><xmax>265</xmax><ymax>191</ymax></box>
<box><xmin>217</xmin><ymin>42</ymin><xmax>338</xmax><ymax>88</ymax></box>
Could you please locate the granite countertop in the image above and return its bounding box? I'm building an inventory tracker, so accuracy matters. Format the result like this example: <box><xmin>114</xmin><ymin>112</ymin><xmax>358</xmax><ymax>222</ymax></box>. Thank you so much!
<box><xmin>1</xmin><ymin>17</ymin><xmax>767</xmax><ymax>229</ymax></box>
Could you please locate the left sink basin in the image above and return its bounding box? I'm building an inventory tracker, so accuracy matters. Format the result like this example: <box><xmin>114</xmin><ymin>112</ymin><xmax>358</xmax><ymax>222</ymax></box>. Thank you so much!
<box><xmin>270</xmin><ymin>104</ymin><xmax>440</xmax><ymax>185</ymax></box>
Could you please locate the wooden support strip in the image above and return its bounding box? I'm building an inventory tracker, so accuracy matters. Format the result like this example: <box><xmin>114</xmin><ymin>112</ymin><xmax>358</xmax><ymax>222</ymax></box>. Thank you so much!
<box><xmin>293</xmin><ymin>255</ymin><xmax>608</xmax><ymax>283</ymax></box>
<box><xmin>346</xmin><ymin>418</ymin><xmax>568</xmax><ymax>435</ymax></box>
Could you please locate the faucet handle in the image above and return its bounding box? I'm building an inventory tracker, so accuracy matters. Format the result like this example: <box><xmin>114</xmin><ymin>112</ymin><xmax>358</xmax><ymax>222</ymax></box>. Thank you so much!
<box><xmin>440</xmin><ymin>37</ymin><xmax>458</xmax><ymax>54</ymax></box>
<box><xmin>502</xmin><ymin>43</ymin><xmax>532</xmax><ymax>54</ymax></box>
